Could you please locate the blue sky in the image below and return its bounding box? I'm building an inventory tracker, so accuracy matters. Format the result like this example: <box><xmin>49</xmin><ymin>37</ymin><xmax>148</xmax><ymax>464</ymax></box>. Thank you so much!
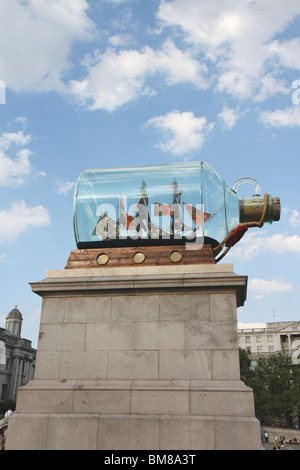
<box><xmin>0</xmin><ymin>0</ymin><xmax>300</xmax><ymax>347</ymax></box>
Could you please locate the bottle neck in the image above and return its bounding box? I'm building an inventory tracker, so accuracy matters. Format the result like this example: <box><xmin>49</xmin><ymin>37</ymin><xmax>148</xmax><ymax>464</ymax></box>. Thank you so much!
<box><xmin>239</xmin><ymin>196</ymin><xmax>280</xmax><ymax>224</ymax></box>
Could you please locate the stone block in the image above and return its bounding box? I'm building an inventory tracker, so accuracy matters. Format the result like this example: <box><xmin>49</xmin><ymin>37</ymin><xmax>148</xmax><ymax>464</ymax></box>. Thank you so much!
<box><xmin>135</xmin><ymin>322</ymin><xmax>185</xmax><ymax>350</ymax></box>
<box><xmin>108</xmin><ymin>351</ymin><xmax>158</xmax><ymax>379</ymax></box>
<box><xmin>130</xmin><ymin>390</ymin><xmax>189</xmax><ymax>415</ymax></box>
<box><xmin>186</xmin><ymin>321</ymin><xmax>237</xmax><ymax>350</ymax></box>
<box><xmin>190</xmin><ymin>390</ymin><xmax>255</xmax><ymax>416</ymax></box>
<box><xmin>160</xmin><ymin>416</ymin><xmax>215</xmax><ymax>450</ymax></box>
<box><xmin>97</xmin><ymin>416</ymin><xmax>160</xmax><ymax>450</ymax></box>
<box><xmin>160</xmin><ymin>293</ymin><xmax>210</xmax><ymax>322</ymax></box>
<box><xmin>210</xmin><ymin>292</ymin><xmax>237</xmax><ymax>322</ymax></box>
<box><xmin>212</xmin><ymin>350</ymin><xmax>240</xmax><ymax>380</ymax></box>
<box><xmin>60</xmin><ymin>350</ymin><xmax>108</xmax><ymax>380</ymax></box>
<box><xmin>73</xmin><ymin>389</ymin><xmax>130</xmax><ymax>414</ymax></box>
<box><xmin>159</xmin><ymin>350</ymin><xmax>211</xmax><ymax>380</ymax></box>
<box><xmin>111</xmin><ymin>295</ymin><xmax>159</xmax><ymax>322</ymax></box>
<box><xmin>214</xmin><ymin>416</ymin><xmax>261</xmax><ymax>450</ymax></box>
<box><xmin>86</xmin><ymin>322</ymin><xmax>134</xmax><ymax>350</ymax></box>
<box><xmin>34</xmin><ymin>350</ymin><xmax>60</xmax><ymax>380</ymax></box>
<box><xmin>46</xmin><ymin>415</ymin><xmax>99</xmax><ymax>450</ymax></box>
<box><xmin>41</xmin><ymin>297</ymin><xmax>65</xmax><ymax>324</ymax></box>
<box><xmin>5</xmin><ymin>414</ymin><xmax>49</xmax><ymax>450</ymax></box>
<box><xmin>65</xmin><ymin>296</ymin><xmax>111</xmax><ymax>323</ymax></box>
<box><xmin>15</xmin><ymin>388</ymin><xmax>73</xmax><ymax>414</ymax></box>
<box><xmin>38</xmin><ymin>323</ymin><xmax>86</xmax><ymax>351</ymax></box>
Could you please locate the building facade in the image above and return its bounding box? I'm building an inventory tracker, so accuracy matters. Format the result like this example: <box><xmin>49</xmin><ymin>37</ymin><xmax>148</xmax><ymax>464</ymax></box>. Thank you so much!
<box><xmin>0</xmin><ymin>307</ymin><xmax>36</xmax><ymax>415</ymax></box>
<box><xmin>238</xmin><ymin>321</ymin><xmax>300</xmax><ymax>366</ymax></box>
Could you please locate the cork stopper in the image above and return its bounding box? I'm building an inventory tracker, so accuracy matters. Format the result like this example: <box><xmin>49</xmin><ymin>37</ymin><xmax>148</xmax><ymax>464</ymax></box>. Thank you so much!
<box><xmin>239</xmin><ymin>196</ymin><xmax>281</xmax><ymax>224</ymax></box>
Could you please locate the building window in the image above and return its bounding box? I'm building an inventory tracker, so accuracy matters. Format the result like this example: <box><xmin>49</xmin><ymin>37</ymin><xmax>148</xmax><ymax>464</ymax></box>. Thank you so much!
<box><xmin>256</xmin><ymin>336</ymin><xmax>262</xmax><ymax>343</ymax></box>
<box><xmin>245</xmin><ymin>336</ymin><xmax>251</xmax><ymax>343</ymax></box>
<box><xmin>246</xmin><ymin>347</ymin><xmax>251</xmax><ymax>353</ymax></box>
<box><xmin>257</xmin><ymin>346</ymin><xmax>263</xmax><ymax>353</ymax></box>
<box><xmin>268</xmin><ymin>335</ymin><xmax>273</xmax><ymax>342</ymax></box>
<box><xmin>269</xmin><ymin>346</ymin><xmax>274</xmax><ymax>353</ymax></box>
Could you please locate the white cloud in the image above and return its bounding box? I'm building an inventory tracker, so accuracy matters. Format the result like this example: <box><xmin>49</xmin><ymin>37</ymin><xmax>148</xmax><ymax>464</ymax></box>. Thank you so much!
<box><xmin>0</xmin><ymin>131</ymin><xmax>31</xmax><ymax>150</ymax></box>
<box><xmin>229</xmin><ymin>231</ymin><xmax>300</xmax><ymax>260</ymax></box>
<box><xmin>284</xmin><ymin>207</ymin><xmax>300</xmax><ymax>227</ymax></box>
<box><xmin>0</xmin><ymin>0</ymin><xmax>299</xmax><ymax>111</ymax></box>
<box><xmin>289</xmin><ymin>209</ymin><xmax>300</xmax><ymax>227</ymax></box>
<box><xmin>109</xmin><ymin>34</ymin><xmax>136</xmax><ymax>47</ymax></box>
<box><xmin>0</xmin><ymin>130</ymin><xmax>33</xmax><ymax>187</ymax></box>
<box><xmin>0</xmin><ymin>201</ymin><xmax>50</xmax><ymax>243</ymax></box>
<box><xmin>145</xmin><ymin>110</ymin><xmax>214</xmax><ymax>156</ymax></box>
<box><xmin>249</xmin><ymin>277</ymin><xmax>292</xmax><ymax>299</ymax></box>
<box><xmin>0</xmin><ymin>148</ymin><xmax>33</xmax><ymax>187</ymax></box>
<box><xmin>259</xmin><ymin>106</ymin><xmax>300</xmax><ymax>127</ymax></box>
<box><xmin>254</xmin><ymin>73</ymin><xmax>289</xmax><ymax>103</ymax></box>
<box><xmin>267</xmin><ymin>38</ymin><xmax>300</xmax><ymax>70</ymax></box>
<box><xmin>55</xmin><ymin>179</ymin><xmax>75</xmax><ymax>195</ymax></box>
<box><xmin>156</xmin><ymin>40</ymin><xmax>208</xmax><ymax>87</ymax></box>
<box><xmin>105</xmin><ymin>0</ymin><xmax>136</xmax><ymax>5</ymax></box>
<box><xmin>0</xmin><ymin>0</ymin><xmax>95</xmax><ymax>92</ymax></box>
<box><xmin>69</xmin><ymin>47</ymin><xmax>151</xmax><ymax>111</ymax></box>
<box><xmin>156</xmin><ymin>0</ymin><xmax>300</xmax><ymax>101</ymax></box>
<box><xmin>15</xmin><ymin>116</ymin><xmax>28</xmax><ymax>128</ymax></box>
<box><xmin>69</xmin><ymin>41</ymin><xmax>207</xmax><ymax>111</ymax></box>
<box><xmin>218</xmin><ymin>106</ymin><xmax>240</xmax><ymax>130</ymax></box>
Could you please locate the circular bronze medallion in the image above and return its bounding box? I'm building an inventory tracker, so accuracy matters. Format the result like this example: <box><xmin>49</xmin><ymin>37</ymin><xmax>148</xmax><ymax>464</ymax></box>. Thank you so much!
<box><xmin>96</xmin><ymin>253</ymin><xmax>109</xmax><ymax>265</ymax></box>
<box><xmin>133</xmin><ymin>252</ymin><xmax>145</xmax><ymax>264</ymax></box>
<box><xmin>169</xmin><ymin>250</ymin><xmax>183</xmax><ymax>263</ymax></box>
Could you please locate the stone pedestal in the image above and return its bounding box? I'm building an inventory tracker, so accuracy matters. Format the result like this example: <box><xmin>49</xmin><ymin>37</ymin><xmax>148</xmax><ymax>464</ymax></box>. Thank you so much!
<box><xmin>6</xmin><ymin>264</ymin><xmax>261</xmax><ymax>450</ymax></box>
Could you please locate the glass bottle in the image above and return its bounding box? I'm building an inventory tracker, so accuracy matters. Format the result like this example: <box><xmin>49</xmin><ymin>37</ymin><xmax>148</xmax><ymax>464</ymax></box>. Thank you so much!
<box><xmin>73</xmin><ymin>161</ymin><xmax>280</xmax><ymax>250</ymax></box>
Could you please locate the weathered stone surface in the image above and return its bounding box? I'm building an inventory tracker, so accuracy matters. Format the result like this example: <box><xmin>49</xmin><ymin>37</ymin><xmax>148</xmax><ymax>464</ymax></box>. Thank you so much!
<box><xmin>108</xmin><ymin>351</ymin><xmax>159</xmax><ymax>379</ymax></box>
<box><xmin>160</xmin><ymin>293</ymin><xmax>210</xmax><ymax>321</ymax></box>
<box><xmin>5</xmin><ymin>263</ymin><xmax>261</xmax><ymax>450</ymax></box>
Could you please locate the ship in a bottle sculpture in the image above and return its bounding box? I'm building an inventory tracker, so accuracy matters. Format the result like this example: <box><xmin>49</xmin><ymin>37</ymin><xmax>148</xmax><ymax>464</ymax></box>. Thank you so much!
<box><xmin>67</xmin><ymin>161</ymin><xmax>280</xmax><ymax>268</ymax></box>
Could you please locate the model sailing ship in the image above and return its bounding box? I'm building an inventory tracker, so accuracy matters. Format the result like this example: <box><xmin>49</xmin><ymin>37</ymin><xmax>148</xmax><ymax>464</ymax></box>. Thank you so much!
<box><xmin>92</xmin><ymin>177</ymin><xmax>211</xmax><ymax>243</ymax></box>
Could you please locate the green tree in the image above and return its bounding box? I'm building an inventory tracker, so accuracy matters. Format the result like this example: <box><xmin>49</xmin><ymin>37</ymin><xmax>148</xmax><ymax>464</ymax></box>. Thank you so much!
<box><xmin>239</xmin><ymin>347</ymin><xmax>253</xmax><ymax>385</ymax></box>
<box><xmin>291</xmin><ymin>360</ymin><xmax>300</xmax><ymax>425</ymax></box>
<box><xmin>239</xmin><ymin>350</ymin><xmax>300</xmax><ymax>425</ymax></box>
<box><xmin>250</xmin><ymin>353</ymin><xmax>295</xmax><ymax>425</ymax></box>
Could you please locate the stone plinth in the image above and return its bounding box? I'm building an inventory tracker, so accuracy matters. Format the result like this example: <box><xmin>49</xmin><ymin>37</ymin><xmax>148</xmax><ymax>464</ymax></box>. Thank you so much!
<box><xmin>6</xmin><ymin>264</ymin><xmax>261</xmax><ymax>450</ymax></box>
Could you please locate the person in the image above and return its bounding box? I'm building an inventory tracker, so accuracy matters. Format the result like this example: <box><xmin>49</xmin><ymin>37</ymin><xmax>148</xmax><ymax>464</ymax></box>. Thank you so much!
<box><xmin>4</xmin><ymin>408</ymin><xmax>13</xmax><ymax>418</ymax></box>
<box><xmin>264</xmin><ymin>431</ymin><xmax>269</xmax><ymax>442</ymax></box>
<box><xmin>0</xmin><ymin>419</ymin><xmax>8</xmax><ymax>450</ymax></box>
